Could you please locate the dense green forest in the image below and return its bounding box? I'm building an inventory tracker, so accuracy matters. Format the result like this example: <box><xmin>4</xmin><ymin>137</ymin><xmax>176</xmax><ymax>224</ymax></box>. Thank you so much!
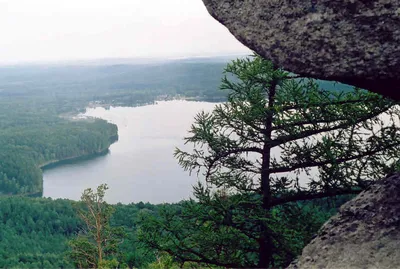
<box><xmin>0</xmin><ymin>195</ymin><xmax>350</xmax><ymax>268</ymax></box>
<box><xmin>0</xmin><ymin>58</ymin><xmax>354</xmax><ymax>195</ymax></box>
<box><xmin>137</xmin><ymin>57</ymin><xmax>400</xmax><ymax>268</ymax></box>
<box><xmin>0</xmin><ymin>60</ymin><xmax>230</xmax><ymax>107</ymax></box>
<box><xmin>0</xmin><ymin>196</ymin><xmax>157</xmax><ymax>268</ymax></box>
<box><xmin>0</xmin><ymin>83</ymin><xmax>119</xmax><ymax>195</ymax></box>
<box><xmin>0</xmin><ymin>57</ymin><xmax>365</xmax><ymax>268</ymax></box>
<box><xmin>0</xmin><ymin>59</ymin><xmax>232</xmax><ymax>195</ymax></box>
<box><xmin>0</xmin><ymin>118</ymin><xmax>117</xmax><ymax>195</ymax></box>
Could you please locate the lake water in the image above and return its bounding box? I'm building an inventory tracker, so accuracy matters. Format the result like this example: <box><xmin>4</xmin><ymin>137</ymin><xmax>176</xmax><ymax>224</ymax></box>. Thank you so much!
<box><xmin>44</xmin><ymin>99</ymin><xmax>387</xmax><ymax>204</ymax></box>
<box><xmin>43</xmin><ymin>101</ymin><xmax>217</xmax><ymax>204</ymax></box>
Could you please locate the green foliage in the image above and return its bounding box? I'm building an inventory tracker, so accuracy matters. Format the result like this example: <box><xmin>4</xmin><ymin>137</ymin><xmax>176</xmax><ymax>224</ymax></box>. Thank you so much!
<box><xmin>0</xmin><ymin>197</ymin><xmax>78</xmax><ymax>268</ymax></box>
<box><xmin>0</xmin><ymin>59</ymin><xmax>354</xmax><ymax>196</ymax></box>
<box><xmin>0</xmin><ymin>193</ymin><xmax>348</xmax><ymax>268</ymax></box>
<box><xmin>98</xmin><ymin>258</ymin><xmax>119</xmax><ymax>269</ymax></box>
<box><xmin>0</xmin><ymin>58</ymin><xmax>385</xmax><ymax>268</ymax></box>
<box><xmin>0</xmin><ymin>118</ymin><xmax>118</xmax><ymax>195</ymax></box>
<box><xmin>146</xmin><ymin>253</ymin><xmax>181</xmax><ymax>269</ymax></box>
<box><xmin>69</xmin><ymin>184</ymin><xmax>125</xmax><ymax>268</ymax></box>
<box><xmin>139</xmin><ymin>194</ymin><xmax>337</xmax><ymax>268</ymax></box>
<box><xmin>0</xmin><ymin>195</ymin><xmax>160</xmax><ymax>268</ymax></box>
<box><xmin>0</xmin><ymin>60</ymin><xmax>230</xmax><ymax>195</ymax></box>
<box><xmin>139</xmin><ymin>56</ymin><xmax>400</xmax><ymax>268</ymax></box>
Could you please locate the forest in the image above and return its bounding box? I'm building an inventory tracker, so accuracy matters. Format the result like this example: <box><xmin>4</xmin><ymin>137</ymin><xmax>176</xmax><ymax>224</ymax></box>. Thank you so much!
<box><xmin>0</xmin><ymin>58</ymin><xmax>354</xmax><ymax>195</ymax></box>
<box><xmin>0</xmin><ymin>56</ymin><xmax>390</xmax><ymax>268</ymax></box>
<box><xmin>0</xmin><ymin>193</ymin><xmax>351</xmax><ymax>268</ymax></box>
<box><xmin>0</xmin><ymin>195</ymin><xmax>155</xmax><ymax>268</ymax></box>
<box><xmin>137</xmin><ymin>57</ymin><xmax>400</xmax><ymax>268</ymax></box>
<box><xmin>0</xmin><ymin>59</ymin><xmax>232</xmax><ymax>195</ymax></box>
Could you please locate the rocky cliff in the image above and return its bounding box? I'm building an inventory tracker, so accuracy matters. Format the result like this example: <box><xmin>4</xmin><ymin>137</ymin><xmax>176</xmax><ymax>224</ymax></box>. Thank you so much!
<box><xmin>287</xmin><ymin>173</ymin><xmax>400</xmax><ymax>269</ymax></box>
<box><xmin>202</xmin><ymin>0</ymin><xmax>400</xmax><ymax>100</ymax></box>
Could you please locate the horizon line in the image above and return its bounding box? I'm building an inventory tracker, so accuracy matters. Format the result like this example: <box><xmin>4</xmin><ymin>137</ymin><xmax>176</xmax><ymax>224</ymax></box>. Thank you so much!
<box><xmin>0</xmin><ymin>52</ymin><xmax>252</xmax><ymax>67</ymax></box>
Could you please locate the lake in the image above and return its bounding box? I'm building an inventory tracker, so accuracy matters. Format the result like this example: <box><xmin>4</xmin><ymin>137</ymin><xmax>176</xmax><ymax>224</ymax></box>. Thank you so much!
<box><xmin>43</xmin><ymin>100</ymin><xmax>217</xmax><ymax>204</ymax></box>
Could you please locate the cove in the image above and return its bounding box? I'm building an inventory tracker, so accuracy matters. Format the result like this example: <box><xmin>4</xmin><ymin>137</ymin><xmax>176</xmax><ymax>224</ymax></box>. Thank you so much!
<box><xmin>43</xmin><ymin>100</ymin><xmax>217</xmax><ymax>204</ymax></box>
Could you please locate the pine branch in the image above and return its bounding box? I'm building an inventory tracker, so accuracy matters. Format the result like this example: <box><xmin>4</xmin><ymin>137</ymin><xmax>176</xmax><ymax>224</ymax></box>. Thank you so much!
<box><xmin>272</xmin><ymin>106</ymin><xmax>392</xmax><ymax>147</ymax></box>
<box><xmin>272</xmin><ymin>117</ymin><xmax>350</xmax><ymax>131</ymax></box>
<box><xmin>271</xmin><ymin>188</ymin><xmax>362</xmax><ymax>207</ymax></box>
<box><xmin>280</xmin><ymin>96</ymin><xmax>384</xmax><ymax>111</ymax></box>
<box><xmin>269</xmin><ymin>141</ymin><xmax>399</xmax><ymax>174</ymax></box>
<box><xmin>205</xmin><ymin>147</ymin><xmax>263</xmax><ymax>179</ymax></box>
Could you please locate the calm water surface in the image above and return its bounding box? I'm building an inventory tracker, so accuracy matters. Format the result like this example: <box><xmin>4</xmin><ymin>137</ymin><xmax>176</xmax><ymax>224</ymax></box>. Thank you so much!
<box><xmin>43</xmin><ymin>101</ymin><xmax>217</xmax><ymax>204</ymax></box>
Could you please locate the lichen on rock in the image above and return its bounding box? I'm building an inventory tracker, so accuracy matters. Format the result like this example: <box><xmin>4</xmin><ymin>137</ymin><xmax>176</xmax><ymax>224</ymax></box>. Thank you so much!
<box><xmin>202</xmin><ymin>0</ymin><xmax>400</xmax><ymax>100</ymax></box>
<box><xmin>287</xmin><ymin>173</ymin><xmax>400</xmax><ymax>269</ymax></box>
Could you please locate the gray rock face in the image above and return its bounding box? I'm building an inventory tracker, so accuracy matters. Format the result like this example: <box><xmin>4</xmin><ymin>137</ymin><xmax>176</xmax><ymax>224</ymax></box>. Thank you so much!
<box><xmin>287</xmin><ymin>173</ymin><xmax>400</xmax><ymax>269</ymax></box>
<box><xmin>202</xmin><ymin>0</ymin><xmax>400</xmax><ymax>100</ymax></box>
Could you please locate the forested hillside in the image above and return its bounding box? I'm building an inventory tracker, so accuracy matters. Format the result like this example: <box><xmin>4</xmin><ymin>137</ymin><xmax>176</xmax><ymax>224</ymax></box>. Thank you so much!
<box><xmin>0</xmin><ymin>59</ymin><xmax>231</xmax><ymax>195</ymax></box>
<box><xmin>0</xmin><ymin>118</ymin><xmax>117</xmax><ymax>195</ymax></box>
<box><xmin>0</xmin><ymin>196</ymin><xmax>158</xmax><ymax>268</ymax></box>
<box><xmin>0</xmin><ymin>57</ymin><xmax>380</xmax><ymax>268</ymax></box>
<box><xmin>0</xmin><ymin>58</ymin><xmax>355</xmax><ymax>195</ymax></box>
<box><xmin>0</xmin><ymin>60</ymin><xmax>229</xmax><ymax>106</ymax></box>
<box><xmin>135</xmin><ymin>57</ymin><xmax>400</xmax><ymax>268</ymax></box>
<box><xmin>0</xmin><ymin>195</ymin><xmax>350</xmax><ymax>268</ymax></box>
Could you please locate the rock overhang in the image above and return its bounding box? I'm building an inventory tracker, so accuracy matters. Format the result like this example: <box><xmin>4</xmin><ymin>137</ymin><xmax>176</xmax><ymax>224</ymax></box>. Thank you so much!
<box><xmin>202</xmin><ymin>0</ymin><xmax>400</xmax><ymax>100</ymax></box>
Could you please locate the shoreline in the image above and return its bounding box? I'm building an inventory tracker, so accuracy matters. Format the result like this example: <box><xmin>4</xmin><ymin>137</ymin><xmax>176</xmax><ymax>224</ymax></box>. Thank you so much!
<box><xmin>39</xmin><ymin>147</ymin><xmax>112</xmax><ymax>171</ymax></box>
<box><xmin>40</xmin><ymin>132</ymin><xmax>118</xmax><ymax>170</ymax></box>
<box><xmin>85</xmin><ymin>95</ymin><xmax>225</xmax><ymax>110</ymax></box>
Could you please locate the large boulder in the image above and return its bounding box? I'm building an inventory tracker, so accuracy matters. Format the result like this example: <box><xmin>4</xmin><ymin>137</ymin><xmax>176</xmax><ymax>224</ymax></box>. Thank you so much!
<box><xmin>287</xmin><ymin>173</ymin><xmax>400</xmax><ymax>269</ymax></box>
<box><xmin>202</xmin><ymin>0</ymin><xmax>400</xmax><ymax>100</ymax></box>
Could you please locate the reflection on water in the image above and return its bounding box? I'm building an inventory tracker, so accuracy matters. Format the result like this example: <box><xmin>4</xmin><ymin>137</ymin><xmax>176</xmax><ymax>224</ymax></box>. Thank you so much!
<box><xmin>43</xmin><ymin>101</ymin><xmax>217</xmax><ymax>204</ymax></box>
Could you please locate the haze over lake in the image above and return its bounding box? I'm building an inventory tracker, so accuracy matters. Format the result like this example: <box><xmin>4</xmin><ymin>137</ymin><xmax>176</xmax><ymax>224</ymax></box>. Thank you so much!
<box><xmin>43</xmin><ymin>100</ymin><xmax>217</xmax><ymax>204</ymax></box>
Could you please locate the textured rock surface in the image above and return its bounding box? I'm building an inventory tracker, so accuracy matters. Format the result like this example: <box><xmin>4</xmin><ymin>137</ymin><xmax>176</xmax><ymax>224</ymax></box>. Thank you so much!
<box><xmin>202</xmin><ymin>0</ymin><xmax>400</xmax><ymax>100</ymax></box>
<box><xmin>287</xmin><ymin>173</ymin><xmax>400</xmax><ymax>269</ymax></box>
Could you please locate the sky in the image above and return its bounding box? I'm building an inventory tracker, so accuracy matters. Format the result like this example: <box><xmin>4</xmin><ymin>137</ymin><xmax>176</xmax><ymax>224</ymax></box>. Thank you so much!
<box><xmin>0</xmin><ymin>0</ymin><xmax>251</xmax><ymax>64</ymax></box>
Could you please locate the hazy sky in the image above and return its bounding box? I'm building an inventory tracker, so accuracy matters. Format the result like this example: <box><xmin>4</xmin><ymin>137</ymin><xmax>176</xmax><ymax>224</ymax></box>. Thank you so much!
<box><xmin>0</xmin><ymin>0</ymin><xmax>250</xmax><ymax>64</ymax></box>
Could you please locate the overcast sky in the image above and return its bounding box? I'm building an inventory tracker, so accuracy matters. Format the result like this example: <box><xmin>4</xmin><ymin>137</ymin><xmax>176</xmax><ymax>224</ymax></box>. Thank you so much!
<box><xmin>0</xmin><ymin>0</ymin><xmax>251</xmax><ymax>64</ymax></box>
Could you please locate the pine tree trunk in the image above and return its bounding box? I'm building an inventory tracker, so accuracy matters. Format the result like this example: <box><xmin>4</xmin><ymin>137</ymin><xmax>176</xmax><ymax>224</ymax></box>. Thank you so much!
<box><xmin>259</xmin><ymin>145</ymin><xmax>273</xmax><ymax>268</ymax></box>
<box><xmin>258</xmin><ymin>78</ymin><xmax>277</xmax><ymax>268</ymax></box>
<box><xmin>97</xmin><ymin>215</ymin><xmax>103</xmax><ymax>266</ymax></box>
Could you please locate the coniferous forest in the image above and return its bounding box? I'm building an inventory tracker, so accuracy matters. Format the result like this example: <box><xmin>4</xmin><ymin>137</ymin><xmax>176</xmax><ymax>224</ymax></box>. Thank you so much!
<box><xmin>0</xmin><ymin>58</ymin><xmax>387</xmax><ymax>268</ymax></box>
<box><xmin>0</xmin><ymin>193</ymin><xmax>352</xmax><ymax>268</ymax></box>
<box><xmin>0</xmin><ymin>60</ymin><xmax>228</xmax><ymax>195</ymax></box>
<box><xmin>0</xmin><ymin>59</ymin><xmax>238</xmax><ymax>267</ymax></box>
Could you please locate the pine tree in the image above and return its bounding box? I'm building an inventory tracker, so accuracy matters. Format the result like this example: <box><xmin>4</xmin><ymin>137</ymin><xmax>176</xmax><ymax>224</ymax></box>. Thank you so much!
<box><xmin>69</xmin><ymin>184</ymin><xmax>124</xmax><ymax>268</ymax></box>
<box><xmin>139</xmin><ymin>56</ymin><xmax>400</xmax><ymax>268</ymax></box>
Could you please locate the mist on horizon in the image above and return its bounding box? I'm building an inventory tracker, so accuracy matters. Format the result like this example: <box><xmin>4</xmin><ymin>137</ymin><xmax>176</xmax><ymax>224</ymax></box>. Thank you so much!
<box><xmin>0</xmin><ymin>0</ymin><xmax>250</xmax><ymax>65</ymax></box>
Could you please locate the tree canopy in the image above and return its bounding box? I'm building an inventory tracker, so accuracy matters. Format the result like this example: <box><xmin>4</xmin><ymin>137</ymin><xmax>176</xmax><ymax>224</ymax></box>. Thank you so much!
<box><xmin>139</xmin><ymin>56</ymin><xmax>400</xmax><ymax>268</ymax></box>
<box><xmin>69</xmin><ymin>184</ymin><xmax>125</xmax><ymax>268</ymax></box>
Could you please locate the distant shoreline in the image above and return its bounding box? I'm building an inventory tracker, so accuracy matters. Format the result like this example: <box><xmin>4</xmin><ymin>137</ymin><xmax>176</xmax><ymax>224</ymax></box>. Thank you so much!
<box><xmin>84</xmin><ymin>95</ymin><xmax>224</xmax><ymax>111</ymax></box>
<box><xmin>40</xmin><ymin>148</ymin><xmax>111</xmax><ymax>171</ymax></box>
